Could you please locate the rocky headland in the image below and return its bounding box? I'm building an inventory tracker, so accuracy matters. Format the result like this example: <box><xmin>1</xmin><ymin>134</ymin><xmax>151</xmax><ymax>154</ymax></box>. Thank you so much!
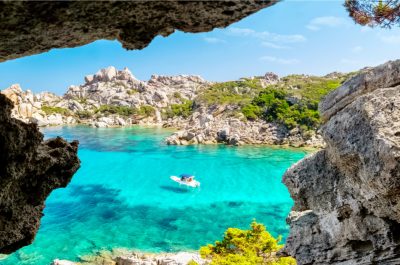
<box><xmin>1</xmin><ymin>66</ymin><xmax>352</xmax><ymax>148</ymax></box>
<box><xmin>281</xmin><ymin>60</ymin><xmax>400</xmax><ymax>264</ymax></box>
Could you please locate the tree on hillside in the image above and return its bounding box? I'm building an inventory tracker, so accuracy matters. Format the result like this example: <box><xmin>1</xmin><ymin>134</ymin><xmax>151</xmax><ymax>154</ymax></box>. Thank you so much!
<box><xmin>345</xmin><ymin>0</ymin><xmax>400</xmax><ymax>27</ymax></box>
<box><xmin>199</xmin><ymin>221</ymin><xmax>296</xmax><ymax>265</ymax></box>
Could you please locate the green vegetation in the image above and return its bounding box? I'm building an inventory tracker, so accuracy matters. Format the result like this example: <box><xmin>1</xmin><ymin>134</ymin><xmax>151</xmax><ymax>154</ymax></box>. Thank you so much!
<box><xmin>199</xmin><ymin>221</ymin><xmax>296</xmax><ymax>265</ymax></box>
<box><xmin>238</xmin><ymin>75</ymin><xmax>346</xmax><ymax>130</ymax></box>
<box><xmin>197</xmin><ymin>79</ymin><xmax>263</xmax><ymax>106</ymax></box>
<box><xmin>241</xmin><ymin>88</ymin><xmax>320</xmax><ymax>130</ymax></box>
<box><xmin>187</xmin><ymin>260</ymin><xmax>199</xmax><ymax>265</ymax></box>
<box><xmin>275</xmin><ymin>75</ymin><xmax>345</xmax><ymax>104</ymax></box>
<box><xmin>95</xmin><ymin>105</ymin><xmax>136</xmax><ymax>117</ymax></box>
<box><xmin>75</xmin><ymin>110</ymin><xmax>92</xmax><ymax>119</ymax></box>
<box><xmin>41</xmin><ymin>105</ymin><xmax>70</xmax><ymax>115</ymax></box>
<box><xmin>173</xmin><ymin>91</ymin><xmax>183</xmax><ymax>99</ymax></box>
<box><xmin>127</xmin><ymin>89</ymin><xmax>138</xmax><ymax>95</ymax></box>
<box><xmin>197</xmin><ymin>74</ymin><xmax>346</xmax><ymax>130</ymax></box>
<box><xmin>135</xmin><ymin>105</ymin><xmax>156</xmax><ymax>117</ymax></box>
<box><xmin>77</xmin><ymin>97</ymin><xmax>87</xmax><ymax>104</ymax></box>
<box><xmin>95</xmin><ymin>104</ymin><xmax>155</xmax><ymax>118</ymax></box>
<box><xmin>164</xmin><ymin>100</ymin><xmax>194</xmax><ymax>119</ymax></box>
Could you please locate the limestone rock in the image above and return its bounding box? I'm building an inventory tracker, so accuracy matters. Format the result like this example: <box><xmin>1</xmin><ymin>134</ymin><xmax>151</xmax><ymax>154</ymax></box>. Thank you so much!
<box><xmin>282</xmin><ymin>60</ymin><xmax>400</xmax><ymax>264</ymax></box>
<box><xmin>0</xmin><ymin>1</ymin><xmax>275</xmax><ymax>62</ymax></box>
<box><xmin>51</xmin><ymin>259</ymin><xmax>77</xmax><ymax>265</ymax></box>
<box><xmin>95</xmin><ymin>66</ymin><xmax>118</xmax><ymax>82</ymax></box>
<box><xmin>0</xmin><ymin>94</ymin><xmax>80</xmax><ymax>254</ymax></box>
<box><xmin>85</xmin><ymin>75</ymin><xmax>94</xmax><ymax>84</ymax></box>
<box><xmin>260</xmin><ymin>72</ymin><xmax>280</xmax><ymax>87</ymax></box>
<box><xmin>56</xmin><ymin>251</ymin><xmax>205</xmax><ymax>265</ymax></box>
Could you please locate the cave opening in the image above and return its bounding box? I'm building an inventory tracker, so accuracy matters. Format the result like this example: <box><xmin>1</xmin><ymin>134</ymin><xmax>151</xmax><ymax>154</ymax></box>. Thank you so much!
<box><xmin>1</xmin><ymin>1</ymin><xmax>400</xmax><ymax>265</ymax></box>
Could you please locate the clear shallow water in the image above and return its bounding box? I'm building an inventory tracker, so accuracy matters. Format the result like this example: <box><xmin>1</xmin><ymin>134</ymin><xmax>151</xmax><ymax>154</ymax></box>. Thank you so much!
<box><xmin>3</xmin><ymin>126</ymin><xmax>307</xmax><ymax>265</ymax></box>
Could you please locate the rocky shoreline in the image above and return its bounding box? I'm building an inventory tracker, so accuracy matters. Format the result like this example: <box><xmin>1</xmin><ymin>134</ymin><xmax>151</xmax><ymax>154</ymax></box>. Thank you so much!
<box><xmin>1</xmin><ymin>66</ymin><xmax>329</xmax><ymax>148</ymax></box>
<box><xmin>51</xmin><ymin>249</ymin><xmax>205</xmax><ymax>265</ymax></box>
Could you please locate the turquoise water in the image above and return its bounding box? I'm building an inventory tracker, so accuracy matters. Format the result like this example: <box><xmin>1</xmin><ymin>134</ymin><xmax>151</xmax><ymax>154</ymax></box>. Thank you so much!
<box><xmin>2</xmin><ymin>126</ymin><xmax>307</xmax><ymax>265</ymax></box>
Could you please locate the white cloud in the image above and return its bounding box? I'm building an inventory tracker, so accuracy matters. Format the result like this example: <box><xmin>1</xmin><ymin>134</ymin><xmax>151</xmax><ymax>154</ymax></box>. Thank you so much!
<box><xmin>380</xmin><ymin>35</ymin><xmax>400</xmax><ymax>44</ymax></box>
<box><xmin>261</xmin><ymin>42</ymin><xmax>290</xmax><ymax>49</ymax></box>
<box><xmin>227</xmin><ymin>27</ymin><xmax>255</xmax><ymax>36</ymax></box>
<box><xmin>203</xmin><ymin>37</ymin><xmax>226</xmax><ymax>44</ymax></box>
<box><xmin>259</xmin><ymin>56</ymin><xmax>300</xmax><ymax>65</ymax></box>
<box><xmin>227</xmin><ymin>27</ymin><xmax>306</xmax><ymax>43</ymax></box>
<box><xmin>307</xmin><ymin>16</ymin><xmax>349</xmax><ymax>31</ymax></box>
<box><xmin>352</xmin><ymin>46</ymin><xmax>363</xmax><ymax>53</ymax></box>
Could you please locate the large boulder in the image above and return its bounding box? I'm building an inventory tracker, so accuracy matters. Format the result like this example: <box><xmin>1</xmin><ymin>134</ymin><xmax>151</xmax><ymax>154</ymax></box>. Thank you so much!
<box><xmin>282</xmin><ymin>60</ymin><xmax>400</xmax><ymax>264</ymax></box>
<box><xmin>95</xmin><ymin>66</ymin><xmax>118</xmax><ymax>82</ymax></box>
<box><xmin>0</xmin><ymin>94</ymin><xmax>80</xmax><ymax>254</ymax></box>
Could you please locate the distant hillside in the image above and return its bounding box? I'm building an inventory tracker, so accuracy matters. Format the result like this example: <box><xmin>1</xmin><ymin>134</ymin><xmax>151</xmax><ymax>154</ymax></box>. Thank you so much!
<box><xmin>1</xmin><ymin>66</ymin><xmax>356</xmax><ymax>148</ymax></box>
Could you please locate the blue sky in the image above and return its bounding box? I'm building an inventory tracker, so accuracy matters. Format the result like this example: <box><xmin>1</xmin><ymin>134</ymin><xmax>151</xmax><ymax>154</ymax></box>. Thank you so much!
<box><xmin>1</xmin><ymin>0</ymin><xmax>400</xmax><ymax>95</ymax></box>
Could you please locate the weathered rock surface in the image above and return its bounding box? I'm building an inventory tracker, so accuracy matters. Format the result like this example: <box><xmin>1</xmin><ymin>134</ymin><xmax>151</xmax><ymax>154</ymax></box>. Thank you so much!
<box><xmin>165</xmin><ymin>107</ymin><xmax>324</xmax><ymax>148</ymax></box>
<box><xmin>0</xmin><ymin>94</ymin><xmax>80</xmax><ymax>254</ymax></box>
<box><xmin>1</xmin><ymin>84</ymin><xmax>77</xmax><ymax>127</ymax></box>
<box><xmin>0</xmin><ymin>1</ymin><xmax>276</xmax><ymax>62</ymax></box>
<box><xmin>52</xmin><ymin>249</ymin><xmax>205</xmax><ymax>265</ymax></box>
<box><xmin>282</xmin><ymin>60</ymin><xmax>400</xmax><ymax>264</ymax></box>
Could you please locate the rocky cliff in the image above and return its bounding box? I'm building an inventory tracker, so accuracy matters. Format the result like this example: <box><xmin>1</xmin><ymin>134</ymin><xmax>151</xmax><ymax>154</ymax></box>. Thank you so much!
<box><xmin>0</xmin><ymin>94</ymin><xmax>80</xmax><ymax>254</ymax></box>
<box><xmin>282</xmin><ymin>60</ymin><xmax>400</xmax><ymax>264</ymax></box>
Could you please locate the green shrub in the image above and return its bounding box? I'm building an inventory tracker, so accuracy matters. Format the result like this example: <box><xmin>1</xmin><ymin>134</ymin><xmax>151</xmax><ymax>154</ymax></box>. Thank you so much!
<box><xmin>75</xmin><ymin>110</ymin><xmax>92</xmax><ymax>119</ymax></box>
<box><xmin>95</xmin><ymin>105</ymin><xmax>135</xmax><ymax>117</ymax></box>
<box><xmin>77</xmin><ymin>98</ymin><xmax>87</xmax><ymax>104</ymax></box>
<box><xmin>41</xmin><ymin>105</ymin><xmax>70</xmax><ymax>115</ymax></box>
<box><xmin>136</xmin><ymin>105</ymin><xmax>156</xmax><ymax>117</ymax></box>
<box><xmin>276</xmin><ymin>75</ymin><xmax>343</xmax><ymax>102</ymax></box>
<box><xmin>199</xmin><ymin>221</ymin><xmax>296</xmax><ymax>265</ymax></box>
<box><xmin>241</xmin><ymin>88</ymin><xmax>321</xmax><ymax>130</ymax></box>
<box><xmin>198</xmin><ymin>79</ymin><xmax>263</xmax><ymax>106</ymax></box>
<box><xmin>127</xmin><ymin>89</ymin><xmax>138</xmax><ymax>95</ymax></box>
<box><xmin>94</xmin><ymin>104</ymin><xmax>156</xmax><ymax>118</ymax></box>
<box><xmin>173</xmin><ymin>91</ymin><xmax>183</xmax><ymax>99</ymax></box>
<box><xmin>241</xmin><ymin>104</ymin><xmax>261</xmax><ymax>121</ymax></box>
<box><xmin>166</xmin><ymin>100</ymin><xmax>193</xmax><ymax>118</ymax></box>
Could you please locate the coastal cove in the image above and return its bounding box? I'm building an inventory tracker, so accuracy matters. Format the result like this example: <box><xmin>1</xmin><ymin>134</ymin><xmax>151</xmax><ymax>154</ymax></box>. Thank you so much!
<box><xmin>2</xmin><ymin>125</ymin><xmax>308</xmax><ymax>265</ymax></box>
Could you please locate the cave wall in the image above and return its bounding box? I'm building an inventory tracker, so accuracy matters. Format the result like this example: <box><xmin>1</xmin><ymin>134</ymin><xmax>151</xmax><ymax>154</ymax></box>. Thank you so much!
<box><xmin>0</xmin><ymin>0</ymin><xmax>276</xmax><ymax>62</ymax></box>
<box><xmin>282</xmin><ymin>60</ymin><xmax>400</xmax><ymax>264</ymax></box>
<box><xmin>0</xmin><ymin>94</ymin><xmax>80</xmax><ymax>254</ymax></box>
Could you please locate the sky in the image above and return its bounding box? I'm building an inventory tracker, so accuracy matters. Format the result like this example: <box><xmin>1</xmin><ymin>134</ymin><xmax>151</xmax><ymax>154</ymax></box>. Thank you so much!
<box><xmin>1</xmin><ymin>0</ymin><xmax>400</xmax><ymax>95</ymax></box>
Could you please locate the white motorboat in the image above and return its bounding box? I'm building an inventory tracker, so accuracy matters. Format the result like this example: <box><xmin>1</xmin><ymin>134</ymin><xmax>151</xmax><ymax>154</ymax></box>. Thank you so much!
<box><xmin>170</xmin><ymin>174</ymin><xmax>200</xmax><ymax>188</ymax></box>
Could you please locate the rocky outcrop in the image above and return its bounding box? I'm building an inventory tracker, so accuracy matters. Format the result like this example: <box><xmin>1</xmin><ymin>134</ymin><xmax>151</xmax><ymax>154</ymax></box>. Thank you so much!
<box><xmin>282</xmin><ymin>60</ymin><xmax>400</xmax><ymax>264</ymax></box>
<box><xmin>165</xmin><ymin>107</ymin><xmax>324</xmax><ymax>148</ymax></box>
<box><xmin>64</xmin><ymin>66</ymin><xmax>209</xmax><ymax>111</ymax></box>
<box><xmin>1</xmin><ymin>84</ymin><xmax>78</xmax><ymax>127</ymax></box>
<box><xmin>0</xmin><ymin>1</ymin><xmax>276</xmax><ymax>62</ymax></box>
<box><xmin>51</xmin><ymin>249</ymin><xmax>205</xmax><ymax>265</ymax></box>
<box><xmin>0</xmin><ymin>94</ymin><xmax>80</xmax><ymax>254</ymax></box>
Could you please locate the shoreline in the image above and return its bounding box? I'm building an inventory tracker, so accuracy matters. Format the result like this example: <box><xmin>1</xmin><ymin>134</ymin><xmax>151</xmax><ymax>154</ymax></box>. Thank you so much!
<box><xmin>51</xmin><ymin>248</ymin><xmax>205</xmax><ymax>265</ymax></box>
<box><xmin>41</xmin><ymin>124</ymin><xmax>322</xmax><ymax>152</ymax></box>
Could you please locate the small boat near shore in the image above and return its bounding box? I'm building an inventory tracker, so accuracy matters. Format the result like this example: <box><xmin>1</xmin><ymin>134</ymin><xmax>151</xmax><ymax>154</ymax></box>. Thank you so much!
<box><xmin>170</xmin><ymin>174</ymin><xmax>200</xmax><ymax>188</ymax></box>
